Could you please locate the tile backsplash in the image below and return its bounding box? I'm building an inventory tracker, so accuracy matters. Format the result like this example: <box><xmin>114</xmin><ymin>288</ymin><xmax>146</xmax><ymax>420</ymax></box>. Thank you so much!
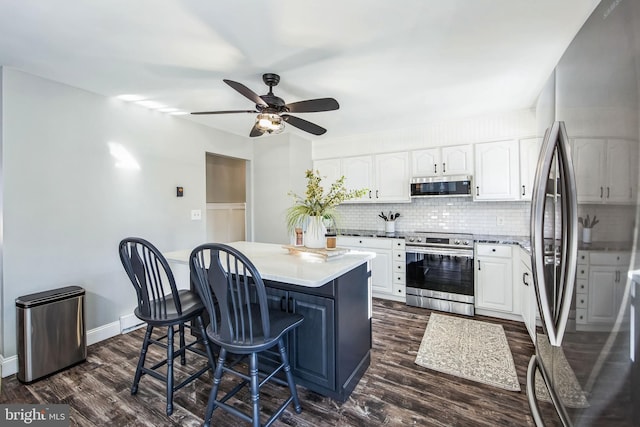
<box><xmin>335</xmin><ymin>198</ymin><xmax>531</xmax><ymax>236</ymax></box>
<box><xmin>335</xmin><ymin>198</ymin><xmax>636</xmax><ymax>241</ymax></box>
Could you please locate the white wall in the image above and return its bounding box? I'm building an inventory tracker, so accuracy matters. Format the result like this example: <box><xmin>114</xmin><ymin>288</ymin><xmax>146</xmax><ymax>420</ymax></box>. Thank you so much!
<box><xmin>312</xmin><ymin>109</ymin><xmax>537</xmax><ymax>159</ymax></box>
<box><xmin>0</xmin><ymin>68</ymin><xmax>253</xmax><ymax>362</ymax></box>
<box><xmin>252</xmin><ymin>132</ymin><xmax>312</xmax><ymax>244</ymax></box>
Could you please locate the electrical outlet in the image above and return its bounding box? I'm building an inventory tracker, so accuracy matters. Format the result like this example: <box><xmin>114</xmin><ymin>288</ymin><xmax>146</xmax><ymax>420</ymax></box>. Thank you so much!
<box><xmin>190</xmin><ymin>209</ymin><xmax>202</xmax><ymax>221</ymax></box>
<box><xmin>496</xmin><ymin>216</ymin><xmax>505</xmax><ymax>226</ymax></box>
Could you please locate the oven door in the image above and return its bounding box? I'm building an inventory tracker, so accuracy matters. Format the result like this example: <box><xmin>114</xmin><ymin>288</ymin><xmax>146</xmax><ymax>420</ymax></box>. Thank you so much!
<box><xmin>405</xmin><ymin>246</ymin><xmax>475</xmax><ymax>300</ymax></box>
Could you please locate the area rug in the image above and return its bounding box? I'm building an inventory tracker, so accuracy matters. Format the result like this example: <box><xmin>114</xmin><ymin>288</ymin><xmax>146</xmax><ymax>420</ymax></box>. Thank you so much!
<box><xmin>415</xmin><ymin>313</ymin><xmax>521</xmax><ymax>391</ymax></box>
<box><xmin>534</xmin><ymin>335</ymin><xmax>590</xmax><ymax>408</ymax></box>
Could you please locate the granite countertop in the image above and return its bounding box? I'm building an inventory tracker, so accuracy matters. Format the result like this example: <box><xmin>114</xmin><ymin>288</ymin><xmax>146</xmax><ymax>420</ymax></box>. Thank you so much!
<box><xmin>334</xmin><ymin>228</ymin><xmax>408</xmax><ymax>239</ymax></box>
<box><xmin>164</xmin><ymin>241</ymin><xmax>375</xmax><ymax>288</ymax></box>
<box><xmin>336</xmin><ymin>230</ymin><xmax>632</xmax><ymax>254</ymax></box>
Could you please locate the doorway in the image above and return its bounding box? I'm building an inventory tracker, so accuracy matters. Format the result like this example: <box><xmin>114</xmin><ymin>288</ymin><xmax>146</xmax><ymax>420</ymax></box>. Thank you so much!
<box><xmin>205</xmin><ymin>153</ymin><xmax>247</xmax><ymax>243</ymax></box>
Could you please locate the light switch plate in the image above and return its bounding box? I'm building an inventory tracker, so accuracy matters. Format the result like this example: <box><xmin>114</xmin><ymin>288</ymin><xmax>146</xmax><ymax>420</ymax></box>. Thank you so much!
<box><xmin>191</xmin><ymin>209</ymin><xmax>202</xmax><ymax>220</ymax></box>
<box><xmin>496</xmin><ymin>216</ymin><xmax>505</xmax><ymax>226</ymax></box>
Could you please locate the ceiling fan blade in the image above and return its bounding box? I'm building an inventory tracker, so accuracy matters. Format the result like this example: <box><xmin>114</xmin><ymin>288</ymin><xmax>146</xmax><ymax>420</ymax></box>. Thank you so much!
<box><xmin>249</xmin><ymin>123</ymin><xmax>265</xmax><ymax>137</ymax></box>
<box><xmin>285</xmin><ymin>98</ymin><xmax>339</xmax><ymax>113</ymax></box>
<box><xmin>191</xmin><ymin>110</ymin><xmax>257</xmax><ymax>115</ymax></box>
<box><xmin>282</xmin><ymin>114</ymin><xmax>327</xmax><ymax>135</ymax></box>
<box><xmin>224</xmin><ymin>79</ymin><xmax>269</xmax><ymax>107</ymax></box>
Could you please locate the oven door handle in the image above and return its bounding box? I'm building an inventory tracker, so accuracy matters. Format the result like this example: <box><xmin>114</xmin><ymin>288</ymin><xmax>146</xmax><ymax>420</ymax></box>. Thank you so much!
<box><xmin>406</xmin><ymin>246</ymin><xmax>474</xmax><ymax>258</ymax></box>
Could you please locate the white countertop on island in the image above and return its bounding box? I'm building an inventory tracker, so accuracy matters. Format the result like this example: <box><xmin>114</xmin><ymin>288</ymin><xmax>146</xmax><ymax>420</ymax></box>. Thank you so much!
<box><xmin>164</xmin><ymin>241</ymin><xmax>375</xmax><ymax>288</ymax></box>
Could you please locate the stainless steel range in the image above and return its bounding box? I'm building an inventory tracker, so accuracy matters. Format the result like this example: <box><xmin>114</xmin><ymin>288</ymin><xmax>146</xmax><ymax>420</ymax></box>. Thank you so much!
<box><xmin>405</xmin><ymin>232</ymin><xmax>475</xmax><ymax>316</ymax></box>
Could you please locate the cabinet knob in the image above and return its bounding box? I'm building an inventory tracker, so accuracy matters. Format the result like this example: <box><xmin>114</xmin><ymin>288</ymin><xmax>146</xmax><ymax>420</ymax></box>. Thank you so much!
<box><xmin>579</xmin><ymin>315</ymin><xmax>584</xmax><ymax>320</ymax></box>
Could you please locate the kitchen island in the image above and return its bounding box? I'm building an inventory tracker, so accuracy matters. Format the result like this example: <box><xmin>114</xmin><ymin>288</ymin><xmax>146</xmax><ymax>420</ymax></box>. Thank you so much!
<box><xmin>164</xmin><ymin>241</ymin><xmax>375</xmax><ymax>402</ymax></box>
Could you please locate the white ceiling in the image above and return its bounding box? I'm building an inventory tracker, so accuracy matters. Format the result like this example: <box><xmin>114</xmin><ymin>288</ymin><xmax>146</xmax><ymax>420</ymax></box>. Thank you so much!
<box><xmin>0</xmin><ymin>0</ymin><xmax>599</xmax><ymax>140</ymax></box>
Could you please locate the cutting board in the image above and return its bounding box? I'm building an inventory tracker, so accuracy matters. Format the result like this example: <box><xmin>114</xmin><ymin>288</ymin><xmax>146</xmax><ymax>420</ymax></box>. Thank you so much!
<box><xmin>282</xmin><ymin>245</ymin><xmax>349</xmax><ymax>260</ymax></box>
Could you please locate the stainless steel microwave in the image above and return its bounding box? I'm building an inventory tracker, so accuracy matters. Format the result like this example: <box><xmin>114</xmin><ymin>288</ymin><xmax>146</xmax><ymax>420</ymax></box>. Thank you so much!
<box><xmin>410</xmin><ymin>175</ymin><xmax>473</xmax><ymax>197</ymax></box>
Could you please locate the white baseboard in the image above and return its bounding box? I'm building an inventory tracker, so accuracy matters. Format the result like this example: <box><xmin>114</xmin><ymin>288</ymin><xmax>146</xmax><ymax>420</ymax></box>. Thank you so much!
<box><xmin>1</xmin><ymin>319</ymin><xmax>134</xmax><ymax>378</ymax></box>
<box><xmin>1</xmin><ymin>354</ymin><xmax>18</xmax><ymax>378</ymax></box>
<box><xmin>119</xmin><ymin>313</ymin><xmax>145</xmax><ymax>334</ymax></box>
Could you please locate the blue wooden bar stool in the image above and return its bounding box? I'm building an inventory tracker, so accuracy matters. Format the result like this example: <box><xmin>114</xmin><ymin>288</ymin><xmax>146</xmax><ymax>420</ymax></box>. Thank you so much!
<box><xmin>190</xmin><ymin>243</ymin><xmax>303</xmax><ymax>427</ymax></box>
<box><xmin>119</xmin><ymin>237</ymin><xmax>216</xmax><ymax>416</ymax></box>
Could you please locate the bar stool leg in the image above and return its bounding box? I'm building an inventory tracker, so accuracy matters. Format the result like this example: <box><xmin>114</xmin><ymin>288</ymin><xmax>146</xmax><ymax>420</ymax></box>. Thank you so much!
<box><xmin>279</xmin><ymin>338</ymin><xmax>302</xmax><ymax>413</ymax></box>
<box><xmin>166</xmin><ymin>326</ymin><xmax>175</xmax><ymax>416</ymax></box>
<box><xmin>131</xmin><ymin>325</ymin><xmax>153</xmax><ymax>395</ymax></box>
<box><xmin>249</xmin><ymin>353</ymin><xmax>260</xmax><ymax>427</ymax></box>
<box><xmin>204</xmin><ymin>348</ymin><xmax>226</xmax><ymax>427</ymax></box>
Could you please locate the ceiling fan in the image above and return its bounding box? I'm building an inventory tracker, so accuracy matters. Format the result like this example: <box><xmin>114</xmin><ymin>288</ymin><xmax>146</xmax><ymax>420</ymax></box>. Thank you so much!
<box><xmin>191</xmin><ymin>73</ymin><xmax>339</xmax><ymax>137</ymax></box>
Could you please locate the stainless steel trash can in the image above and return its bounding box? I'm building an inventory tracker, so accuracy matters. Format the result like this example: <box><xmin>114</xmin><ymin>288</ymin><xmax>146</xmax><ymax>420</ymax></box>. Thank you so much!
<box><xmin>16</xmin><ymin>286</ymin><xmax>86</xmax><ymax>383</ymax></box>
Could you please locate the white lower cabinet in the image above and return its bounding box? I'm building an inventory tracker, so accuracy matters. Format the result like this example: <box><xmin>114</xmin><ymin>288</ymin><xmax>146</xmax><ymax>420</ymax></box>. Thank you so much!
<box><xmin>576</xmin><ymin>251</ymin><xmax>631</xmax><ymax>329</ymax></box>
<box><xmin>337</xmin><ymin>236</ymin><xmax>406</xmax><ymax>302</ymax></box>
<box><xmin>475</xmin><ymin>243</ymin><xmax>514</xmax><ymax>313</ymax></box>
<box><xmin>518</xmin><ymin>247</ymin><xmax>536</xmax><ymax>343</ymax></box>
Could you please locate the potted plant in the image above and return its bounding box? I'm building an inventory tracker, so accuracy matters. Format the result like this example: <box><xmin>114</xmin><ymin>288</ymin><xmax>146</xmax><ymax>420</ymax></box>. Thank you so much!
<box><xmin>286</xmin><ymin>169</ymin><xmax>367</xmax><ymax>248</ymax></box>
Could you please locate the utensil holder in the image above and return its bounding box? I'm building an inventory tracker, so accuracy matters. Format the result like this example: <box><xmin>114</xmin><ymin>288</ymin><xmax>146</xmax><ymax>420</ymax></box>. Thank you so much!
<box><xmin>583</xmin><ymin>227</ymin><xmax>592</xmax><ymax>243</ymax></box>
<box><xmin>385</xmin><ymin>221</ymin><xmax>395</xmax><ymax>233</ymax></box>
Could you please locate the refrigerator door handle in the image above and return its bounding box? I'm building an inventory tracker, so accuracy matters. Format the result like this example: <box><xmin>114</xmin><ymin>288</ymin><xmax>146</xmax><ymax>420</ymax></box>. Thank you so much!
<box><xmin>526</xmin><ymin>356</ymin><xmax>544</xmax><ymax>427</ymax></box>
<box><xmin>527</xmin><ymin>355</ymin><xmax>572</xmax><ymax>427</ymax></box>
<box><xmin>530</xmin><ymin>121</ymin><xmax>578</xmax><ymax>347</ymax></box>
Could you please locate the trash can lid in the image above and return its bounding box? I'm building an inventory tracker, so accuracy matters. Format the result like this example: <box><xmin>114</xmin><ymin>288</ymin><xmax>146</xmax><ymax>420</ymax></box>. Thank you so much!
<box><xmin>16</xmin><ymin>285</ymin><xmax>85</xmax><ymax>308</ymax></box>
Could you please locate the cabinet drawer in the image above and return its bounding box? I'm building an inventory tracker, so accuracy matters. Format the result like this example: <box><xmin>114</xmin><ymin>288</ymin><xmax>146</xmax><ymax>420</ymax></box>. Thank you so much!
<box><xmin>576</xmin><ymin>279</ymin><xmax>588</xmax><ymax>294</ymax></box>
<box><xmin>576</xmin><ymin>294</ymin><xmax>588</xmax><ymax>309</ymax></box>
<box><xmin>392</xmin><ymin>250</ymin><xmax>405</xmax><ymax>262</ymax></box>
<box><xmin>393</xmin><ymin>272</ymin><xmax>406</xmax><ymax>284</ymax></box>
<box><xmin>590</xmin><ymin>252</ymin><xmax>631</xmax><ymax>266</ymax></box>
<box><xmin>337</xmin><ymin>236</ymin><xmax>392</xmax><ymax>250</ymax></box>
<box><xmin>576</xmin><ymin>308</ymin><xmax>587</xmax><ymax>324</ymax></box>
<box><xmin>392</xmin><ymin>284</ymin><xmax>406</xmax><ymax>297</ymax></box>
<box><xmin>393</xmin><ymin>239</ymin><xmax>406</xmax><ymax>250</ymax></box>
<box><xmin>576</xmin><ymin>266</ymin><xmax>589</xmax><ymax>280</ymax></box>
<box><xmin>577</xmin><ymin>250</ymin><xmax>589</xmax><ymax>263</ymax></box>
<box><xmin>476</xmin><ymin>244</ymin><xmax>512</xmax><ymax>258</ymax></box>
<box><xmin>393</xmin><ymin>261</ymin><xmax>406</xmax><ymax>273</ymax></box>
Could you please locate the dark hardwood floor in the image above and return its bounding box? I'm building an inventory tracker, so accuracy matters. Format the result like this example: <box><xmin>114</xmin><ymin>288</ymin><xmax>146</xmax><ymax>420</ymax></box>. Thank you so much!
<box><xmin>1</xmin><ymin>299</ymin><xmax>536</xmax><ymax>426</ymax></box>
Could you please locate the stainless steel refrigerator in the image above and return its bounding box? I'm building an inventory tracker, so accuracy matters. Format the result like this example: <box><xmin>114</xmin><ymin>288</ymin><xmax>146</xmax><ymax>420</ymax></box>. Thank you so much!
<box><xmin>527</xmin><ymin>0</ymin><xmax>640</xmax><ymax>425</ymax></box>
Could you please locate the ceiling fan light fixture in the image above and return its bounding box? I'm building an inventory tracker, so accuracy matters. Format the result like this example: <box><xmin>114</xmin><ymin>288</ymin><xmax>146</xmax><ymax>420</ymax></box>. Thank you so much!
<box><xmin>256</xmin><ymin>113</ymin><xmax>284</xmax><ymax>134</ymax></box>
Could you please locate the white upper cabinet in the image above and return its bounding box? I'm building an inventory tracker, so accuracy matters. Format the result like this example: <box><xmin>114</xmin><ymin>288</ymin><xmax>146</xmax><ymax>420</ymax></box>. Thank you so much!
<box><xmin>411</xmin><ymin>144</ymin><xmax>473</xmax><ymax>177</ymax></box>
<box><xmin>342</xmin><ymin>156</ymin><xmax>374</xmax><ymax>202</ymax></box>
<box><xmin>572</xmin><ymin>138</ymin><xmax>637</xmax><ymax>204</ymax></box>
<box><xmin>313</xmin><ymin>158</ymin><xmax>342</xmax><ymax>187</ymax></box>
<box><xmin>474</xmin><ymin>140</ymin><xmax>520</xmax><ymax>201</ymax></box>
<box><xmin>341</xmin><ymin>152</ymin><xmax>410</xmax><ymax>203</ymax></box>
<box><xmin>375</xmin><ymin>152</ymin><xmax>411</xmax><ymax>202</ymax></box>
<box><xmin>519</xmin><ymin>138</ymin><xmax>542</xmax><ymax>200</ymax></box>
<box><xmin>606</xmin><ymin>139</ymin><xmax>637</xmax><ymax>203</ymax></box>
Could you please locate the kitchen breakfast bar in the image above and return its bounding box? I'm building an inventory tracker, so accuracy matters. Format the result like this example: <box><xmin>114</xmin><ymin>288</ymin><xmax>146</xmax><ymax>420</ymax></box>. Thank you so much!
<box><xmin>164</xmin><ymin>241</ymin><xmax>375</xmax><ymax>402</ymax></box>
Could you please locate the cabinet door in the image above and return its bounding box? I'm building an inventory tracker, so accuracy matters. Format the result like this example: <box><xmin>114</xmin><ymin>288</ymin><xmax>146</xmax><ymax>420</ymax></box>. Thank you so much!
<box><xmin>519</xmin><ymin>257</ymin><xmax>535</xmax><ymax>342</ymax></box>
<box><xmin>371</xmin><ymin>249</ymin><xmax>393</xmax><ymax>295</ymax></box>
<box><xmin>476</xmin><ymin>256</ymin><xmax>513</xmax><ymax>312</ymax></box>
<box><xmin>587</xmin><ymin>266</ymin><xmax>617</xmax><ymax>324</ymax></box>
<box><xmin>441</xmin><ymin>144</ymin><xmax>473</xmax><ymax>175</ymax></box>
<box><xmin>313</xmin><ymin>158</ymin><xmax>342</xmax><ymax>187</ymax></box>
<box><xmin>411</xmin><ymin>148</ymin><xmax>440</xmax><ymax>177</ymax></box>
<box><xmin>606</xmin><ymin>139</ymin><xmax>633</xmax><ymax>203</ymax></box>
<box><xmin>375</xmin><ymin>152</ymin><xmax>410</xmax><ymax>202</ymax></box>
<box><xmin>519</xmin><ymin>138</ymin><xmax>542</xmax><ymax>200</ymax></box>
<box><xmin>474</xmin><ymin>140</ymin><xmax>520</xmax><ymax>200</ymax></box>
<box><xmin>572</xmin><ymin>138</ymin><xmax>606</xmax><ymax>203</ymax></box>
<box><xmin>289</xmin><ymin>291</ymin><xmax>336</xmax><ymax>390</ymax></box>
<box><xmin>342</xmin><ymin>156</ymin><xmax>373</xmax><ymax>202</ymax></box>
